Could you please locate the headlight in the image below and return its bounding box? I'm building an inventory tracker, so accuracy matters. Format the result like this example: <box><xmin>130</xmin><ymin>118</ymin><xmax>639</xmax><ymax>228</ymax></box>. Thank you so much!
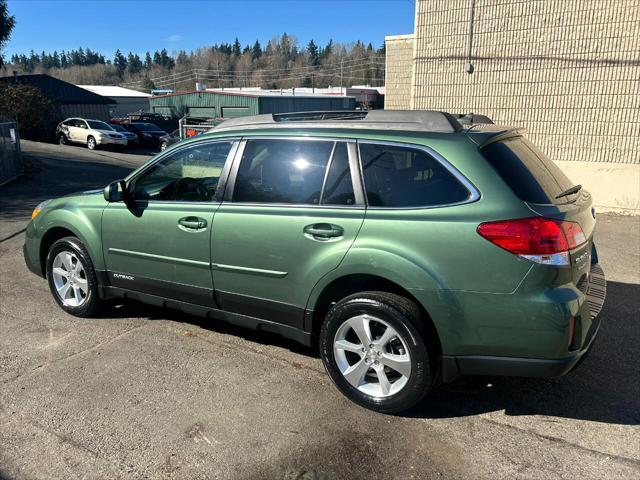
<box><xmin>32</xmin><ymin>199</ymin><xmax>52</xmax><ymax>219</ymax></box>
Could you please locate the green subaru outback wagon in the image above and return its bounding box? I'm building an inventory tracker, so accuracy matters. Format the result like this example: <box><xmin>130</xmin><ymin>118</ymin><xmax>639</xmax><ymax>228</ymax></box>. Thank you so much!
<box><xmin>24</xmin><ymin>110</ymin><xmax>606</xmax><ymax>413</ymax></box>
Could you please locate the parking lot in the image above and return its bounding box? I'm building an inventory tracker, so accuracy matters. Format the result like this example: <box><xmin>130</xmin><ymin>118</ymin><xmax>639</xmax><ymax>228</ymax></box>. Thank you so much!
<box><xmin>1</xmin><ymin>141</ymin><xmax>639</xmax><ymax>479</ymax></box>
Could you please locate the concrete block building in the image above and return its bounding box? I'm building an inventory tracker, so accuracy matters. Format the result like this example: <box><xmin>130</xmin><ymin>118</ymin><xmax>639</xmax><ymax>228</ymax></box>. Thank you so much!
<box><xmin>386</xmin><ymin>0</ymin><xmax>639</xmax><ymax>213</ymax></box>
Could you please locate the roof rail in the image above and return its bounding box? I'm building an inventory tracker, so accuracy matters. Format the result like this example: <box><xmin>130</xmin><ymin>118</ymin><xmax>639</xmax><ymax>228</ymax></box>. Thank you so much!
<box><xmin>211</xmin><ymin>110</ymin><xmax>463</xmax><ymax>133</ymax></box>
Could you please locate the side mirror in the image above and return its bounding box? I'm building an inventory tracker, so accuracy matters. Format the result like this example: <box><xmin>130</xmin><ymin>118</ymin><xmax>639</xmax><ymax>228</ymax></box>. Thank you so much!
<box><xmin>104</xmin><ymin>180</ymin><xmax>127</xmax><ymax>202</ymax></box>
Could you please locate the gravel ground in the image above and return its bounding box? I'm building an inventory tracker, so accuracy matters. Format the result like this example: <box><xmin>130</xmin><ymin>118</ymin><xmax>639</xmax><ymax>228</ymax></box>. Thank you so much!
<box><xmin>1</xmin><ymin>140</ymin><xmax>639</xmax><ymax>480</ymax></box>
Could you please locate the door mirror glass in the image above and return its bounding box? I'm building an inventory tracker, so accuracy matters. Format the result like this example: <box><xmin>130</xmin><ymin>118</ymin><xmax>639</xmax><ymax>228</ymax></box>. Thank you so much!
<box><xmin>104</xmin><ymin>180</ymin><xmax>127</xmax><ymax>202</ymax></box>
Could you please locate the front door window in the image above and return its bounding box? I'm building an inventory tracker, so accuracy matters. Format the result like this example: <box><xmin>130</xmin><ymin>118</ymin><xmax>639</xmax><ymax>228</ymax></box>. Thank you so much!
<box><xmin>130</xmin><ymin>141</ymin><xmax>233</xmax><ymax>202</ymax></box>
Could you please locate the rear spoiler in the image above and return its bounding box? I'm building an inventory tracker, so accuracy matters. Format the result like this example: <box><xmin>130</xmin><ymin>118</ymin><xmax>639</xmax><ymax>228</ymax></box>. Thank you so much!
<box><xmin>478</xmin><ymin>128</ymin><xmax>527</xmax><ymax>147</ymax></box>
<box><xmin>454</xmin><ymin>113</ymin><xmax>494</xmax><ymax>125</ymax></box>
<box><xmin>465</xmin><ymin>127</ymin><xmax>527</xmax><ymax>148</ymax></box>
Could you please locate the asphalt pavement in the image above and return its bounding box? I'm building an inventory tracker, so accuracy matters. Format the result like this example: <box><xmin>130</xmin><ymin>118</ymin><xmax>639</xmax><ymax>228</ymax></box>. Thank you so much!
<box><xmin>1</xmin><ymin>141</ymin><xmax>639</xmax><ymax>479</ymax></box>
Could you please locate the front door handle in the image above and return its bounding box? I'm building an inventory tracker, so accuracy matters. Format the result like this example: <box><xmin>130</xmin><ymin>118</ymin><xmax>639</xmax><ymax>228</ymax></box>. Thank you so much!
<box><xmin>178</xmin><ymin>216</ymin><xmax>207</xmax><ymax>231</ymax></box>
<box><xmin>303</xmin><ymin>223</ymin><xmax>344</xmax><ymax>240</ymax></box>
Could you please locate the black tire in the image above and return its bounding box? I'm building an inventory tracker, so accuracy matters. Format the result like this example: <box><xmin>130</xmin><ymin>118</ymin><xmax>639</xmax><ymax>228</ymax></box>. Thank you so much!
<box><xmin>87</xmin><ymin>136</ymin><xmax>97</xmax><ymax>150</ymax></box>
<box><xmin>58</xmin><ymin>133</ymin><xmax>67</xmax><ymax>145</ymax></box>
<box><xmin>320</xmin><ymin>291</ymin><xmax>434</xmax><ymax>413</ymax></box>
<box><xmin>45</xmin><ymin>236</ymin><xmax>102</xmax><ymax>317</ymax></box>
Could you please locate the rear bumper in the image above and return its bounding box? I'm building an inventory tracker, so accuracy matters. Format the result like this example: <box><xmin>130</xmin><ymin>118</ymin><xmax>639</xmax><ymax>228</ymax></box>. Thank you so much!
<box><xmin>442</xmin><ymin>263</ymin><xmax>606</xmax><ymax>382</ymax></box>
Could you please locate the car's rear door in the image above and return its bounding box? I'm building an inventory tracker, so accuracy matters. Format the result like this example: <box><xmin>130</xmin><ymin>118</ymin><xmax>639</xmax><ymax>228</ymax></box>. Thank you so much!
<box><xmin>102</xmin><ymin>139</ymin><xmax>238</xmax><ymax>306</ymax></box>
<box><xmin>210</xmin><ymin>137</ymin><xmax>366</xmax><ymax>329</ymax></box>
<box><xmin>67</xmin><ymin>119</ymin><xmax>81</xmax><ymax>143</ymax></box>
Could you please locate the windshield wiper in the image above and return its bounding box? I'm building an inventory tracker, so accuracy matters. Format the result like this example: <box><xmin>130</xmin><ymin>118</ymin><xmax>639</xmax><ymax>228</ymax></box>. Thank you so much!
<box><xmin>556</xmin><ymin>184</ymin><xmax>582</xmax><ymax>199</ymax></box>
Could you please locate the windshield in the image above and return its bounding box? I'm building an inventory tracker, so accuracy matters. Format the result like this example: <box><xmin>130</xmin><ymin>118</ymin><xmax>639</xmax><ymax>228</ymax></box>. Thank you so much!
<box><xmin>87</xmin><ymin>120</ymin><xmax>114</xmax><ymax>130</ymax></box>
<box><xmin>110</xmin><ymin>124</ymin><xmax>127</xmax><ymax>132</ymax></box>
<box><xmin>133</xmin><ymin>123</ymin><xmax>164</xmax><ymax>132</ymax></box>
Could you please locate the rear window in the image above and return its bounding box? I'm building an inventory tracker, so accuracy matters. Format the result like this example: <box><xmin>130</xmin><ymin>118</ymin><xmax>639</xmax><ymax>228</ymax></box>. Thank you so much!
<box><xmin>134</xmin><ymin>123</ymin><xmax>163</xmax><ymax>132</ymax></box>
<box><xmin>482</xmin><ymin>137</ymin><xmax>574</xmax><ymax>204</ymax></box>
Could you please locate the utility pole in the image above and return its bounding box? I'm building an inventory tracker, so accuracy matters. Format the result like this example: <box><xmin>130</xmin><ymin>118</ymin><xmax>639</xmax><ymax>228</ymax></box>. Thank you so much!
<box><xmin>340</xmin><ymin>58</ymin><xmax>343</xmax><ymax>90</ymax></box>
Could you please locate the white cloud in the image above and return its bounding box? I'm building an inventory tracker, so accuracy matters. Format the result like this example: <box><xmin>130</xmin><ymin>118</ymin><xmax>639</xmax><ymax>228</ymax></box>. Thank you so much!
<box><xmin>165</xmin><ymin>34</ymin><xmax>183</xmax><ymax>43</ymax></box>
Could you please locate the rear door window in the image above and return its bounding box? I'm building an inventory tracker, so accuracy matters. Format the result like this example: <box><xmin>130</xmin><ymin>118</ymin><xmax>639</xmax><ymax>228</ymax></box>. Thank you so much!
<box><xmin>233</xmin><ymin>139</ymin><xmax>335</xmax><ymax>205</ymax></box>
<box><xmin>481</xmin><ymin>137</ymin><xmax>575</xmax><ymax>204</ymax></box>
<box><xmin>359</xmin><ymin>142</ymin><xmax>470</xmax><ymax>208</ymax></box>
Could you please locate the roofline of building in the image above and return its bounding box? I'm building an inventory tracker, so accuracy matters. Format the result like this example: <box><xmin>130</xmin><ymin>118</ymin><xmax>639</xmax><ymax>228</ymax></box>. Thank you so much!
<box><xmin>385</xmin><ymin>33</ymin><xmax>415</xmax><ymax>41</ymax></box>
<box><xmin>77</xmin><ymin>85</ymin><xmax>153</xmax><ymax>98</ymax></box>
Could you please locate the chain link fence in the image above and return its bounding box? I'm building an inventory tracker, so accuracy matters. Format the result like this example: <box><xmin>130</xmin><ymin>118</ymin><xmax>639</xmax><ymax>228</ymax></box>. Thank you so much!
<box><xmin>0</xmin><ymin>121</ymin><xmax>22</xmax><ymax>186</ymax></box>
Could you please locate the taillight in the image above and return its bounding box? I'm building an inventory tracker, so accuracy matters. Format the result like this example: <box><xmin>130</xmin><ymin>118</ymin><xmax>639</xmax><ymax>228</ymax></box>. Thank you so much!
<box><xmin>477</xmin><ymin>217</ymin><xmax>587</xmax><ymax>266</ymax></box>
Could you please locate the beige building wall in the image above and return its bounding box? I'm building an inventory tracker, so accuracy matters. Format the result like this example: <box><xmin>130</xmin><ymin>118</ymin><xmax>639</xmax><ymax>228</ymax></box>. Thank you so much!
<box><xmin>388</xmin><ymin>0</ymin><xmax>640</xmax><ymax>213</ymax></box>
<box><xmin>384</xmin><ymin>34</ymin><xmax>414</xmax><ymax>110</ymax></box>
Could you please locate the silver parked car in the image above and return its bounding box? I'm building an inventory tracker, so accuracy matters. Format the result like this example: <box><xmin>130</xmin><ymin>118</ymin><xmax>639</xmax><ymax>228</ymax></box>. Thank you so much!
<box><xmin>56</xmin><ymin>118</ymin><xmax>128</xmax><ymax>150</ymax></box>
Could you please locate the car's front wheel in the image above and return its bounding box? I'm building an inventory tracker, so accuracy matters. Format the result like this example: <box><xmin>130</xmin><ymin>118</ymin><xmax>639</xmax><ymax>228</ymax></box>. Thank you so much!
<box><xmin>320</xmin><ymin>291</ymin><xmax>435</xmax><ymax>413</ymax></box>
<box><xmin>58</xmin><ymin>133</ymin><xmax>67</xmax><ymax>145</ymax></box>
<box><xmin>46</xmin><ymin>236</ymin><xmax>102</xmax><ymax>317</ymax></box>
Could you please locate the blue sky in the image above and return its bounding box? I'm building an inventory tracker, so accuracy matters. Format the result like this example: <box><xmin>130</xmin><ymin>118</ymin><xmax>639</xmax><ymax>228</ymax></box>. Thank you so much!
<box><xmin>6</xmin><ymin>0</ymin><xmax>415</xmax><ymax>58</ymax></box>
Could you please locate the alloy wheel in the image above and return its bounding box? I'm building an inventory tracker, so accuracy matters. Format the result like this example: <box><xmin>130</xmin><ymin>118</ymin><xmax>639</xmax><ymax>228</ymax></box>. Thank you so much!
<box><xmin>51</xmin><ymin>251</ymin><xmax>89</xmax><ymax>307</ymax></box>
<box><xmin>333</xmin><ymin>314</ymin><xmax>412</xmax><ymax>398</ymax></box>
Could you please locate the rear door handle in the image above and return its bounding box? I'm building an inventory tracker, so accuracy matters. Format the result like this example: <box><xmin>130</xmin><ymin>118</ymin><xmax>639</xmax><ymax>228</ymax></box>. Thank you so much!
<box><xmin>178</xmin><ymin>216</ymin><xmax>207</xmax><ymax>231</ymax></box>
<box><xmin>303</xmin><ymin>223</ymin><xmax>344</xmax><ymax>240</ymax></box>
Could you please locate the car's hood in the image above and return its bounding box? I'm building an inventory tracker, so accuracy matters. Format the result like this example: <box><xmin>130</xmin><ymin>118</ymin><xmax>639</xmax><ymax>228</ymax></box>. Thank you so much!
<box><xmin>40</xmin><ymin>188</ymin><xmax>107</xmax><ymax>214</ymax></box>
<box><xmin>96</xmin><ymin>129</ymin><xmax>123</xmax><ymax>136</ymax></box>
<box><xmin>59</xmin><ymin>188</ymin><xmax>104</xmax><ymax>200</ymax></box>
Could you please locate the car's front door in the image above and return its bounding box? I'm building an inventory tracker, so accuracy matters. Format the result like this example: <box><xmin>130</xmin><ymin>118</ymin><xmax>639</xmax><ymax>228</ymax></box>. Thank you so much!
<box><xmin>74</xmin><ymin>119</ymin><xmax>90</xmax><ymax>143</ymax></box>
<box><xmin>210</xmin><ymin>137</ymin><xmax>366</xmax><ymax>329</ymax></box>
<box><xmin>102</xmin><ymin>139</ymin><xmax>237</xmax><ymax>306</ymax></box>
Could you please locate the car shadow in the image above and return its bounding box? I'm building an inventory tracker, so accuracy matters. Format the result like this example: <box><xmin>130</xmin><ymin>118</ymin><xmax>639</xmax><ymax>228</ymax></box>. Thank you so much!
<box><xmin>99</xmin><ymin>280</ymin><xmax>639</xmax><ymax>426</ymax></box>
<box><xmin>405</xmin><ymin>279</ymin><xmax>640</xmax><ymax>425</ymax></box>
<box><xmin>0</xmin><ymin>156</ymin><xmax>135</xmax><ymax>225</ymax></box>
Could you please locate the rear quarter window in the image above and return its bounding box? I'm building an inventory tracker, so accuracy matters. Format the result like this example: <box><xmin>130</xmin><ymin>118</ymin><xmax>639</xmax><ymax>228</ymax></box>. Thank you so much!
<box><xmin>481</xmin><ymin>137</ymin><xmax>575</xmax><ymax>204</ymax></box>
<box><xmin>359</xmin><ymin>142</ymin><xmax>470</xmax><ymax>208</ymax></box>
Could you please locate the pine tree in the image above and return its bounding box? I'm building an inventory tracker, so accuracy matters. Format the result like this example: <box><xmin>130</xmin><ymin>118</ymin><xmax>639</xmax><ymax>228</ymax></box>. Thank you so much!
<box><xmin>251</xmin><ymin>40</ymin><xmax>262</xmax><ymax>59</ymax></box>
<box><xmin>307</xmin><ymin>39</ymin><xmax>319</xmax><ymax>66</ymax></box>
<box><xmin>114</xmin><ymin>49</ymin><xmax>127</xmax><ymax>77</ymax></box>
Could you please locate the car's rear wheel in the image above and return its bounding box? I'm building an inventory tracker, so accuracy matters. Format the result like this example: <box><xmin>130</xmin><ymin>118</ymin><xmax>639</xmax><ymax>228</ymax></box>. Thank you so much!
<box><xmin>46</xmin><ymin>237</ymin><xmax>101</xmax><ymax>317</ymax></box>
<box><xmin>320</xmin><ymin>291</ymin><xmax>434</xmax><ymax>413</ymax></box>
<box><xmin>58</xmin><ymin>133</ymin><xmax>67</xmax><ymax>145</ymax></box>
<box><xmin>87</xmin><ymin>136</ymin><xmax>96</xmax><ymax>150</ymax></box>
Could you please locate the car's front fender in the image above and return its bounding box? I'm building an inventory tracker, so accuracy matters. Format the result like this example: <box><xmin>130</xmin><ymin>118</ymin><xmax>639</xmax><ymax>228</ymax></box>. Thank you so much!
<box><xmin>28</xmin><ymin>193</ymin><xmax>107</xmax><ymax>273</ymax></box>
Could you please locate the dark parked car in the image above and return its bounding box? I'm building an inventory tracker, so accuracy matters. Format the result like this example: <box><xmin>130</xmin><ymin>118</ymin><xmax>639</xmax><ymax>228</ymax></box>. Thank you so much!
<box><xmin>121</xmin><ymin>122</ymin><xmax>170</xmax><ymax>150</ymax></box>
<box><xmin>109</xmin><ymin>123</ymin><xmax>139</xmax><ymax>147</ymax></box>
